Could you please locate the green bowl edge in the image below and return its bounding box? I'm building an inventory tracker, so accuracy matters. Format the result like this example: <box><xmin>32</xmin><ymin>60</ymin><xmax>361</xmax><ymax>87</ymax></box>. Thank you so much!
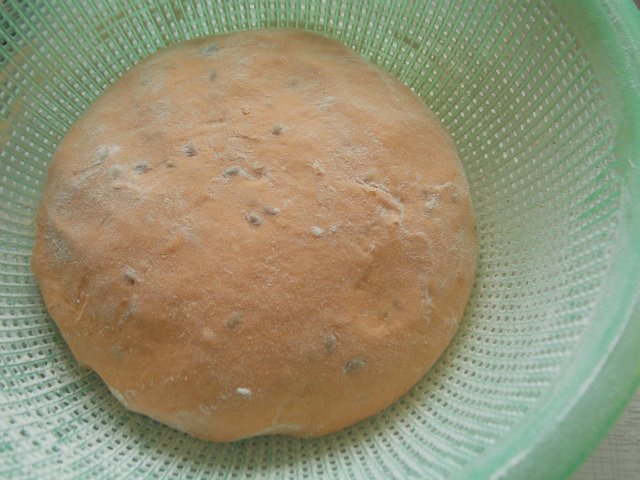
<box><xmin>457</xmin><ymin>1</ymin><xmax>640</xmax><ymax>479</ymax></box>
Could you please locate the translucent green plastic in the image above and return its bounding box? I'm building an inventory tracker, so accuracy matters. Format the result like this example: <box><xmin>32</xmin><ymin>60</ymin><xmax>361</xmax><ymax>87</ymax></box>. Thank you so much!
<box><xmin>1</xmin><ymin>1</ymin><xmax>639</xmax><ymax>479</ymax></box>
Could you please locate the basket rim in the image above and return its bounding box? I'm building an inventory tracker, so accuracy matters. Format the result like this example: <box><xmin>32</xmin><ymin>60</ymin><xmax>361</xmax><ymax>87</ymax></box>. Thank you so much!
<box><xmin>1</xmin><ymin>1</ymin><xmax>639</xmax><ymax>479</ymax></box>
<box><xmin>459</xmin><ymin>1</ymin><xmax>640</xmax><ymax>478</ymax></box>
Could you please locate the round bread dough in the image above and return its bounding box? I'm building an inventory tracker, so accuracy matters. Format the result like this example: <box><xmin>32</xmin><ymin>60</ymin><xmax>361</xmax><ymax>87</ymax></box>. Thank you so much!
<box><xmin>31</xmin><ymin>30</ymin><xmax>477</xmax><ymax>441</ymax></box>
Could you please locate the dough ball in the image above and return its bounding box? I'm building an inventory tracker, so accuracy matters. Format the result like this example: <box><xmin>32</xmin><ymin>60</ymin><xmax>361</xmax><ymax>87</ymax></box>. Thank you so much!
<box><xmin>31</xmin><ymin>30</ymin><xmax>477</xmax><ymax>441</ymax></box>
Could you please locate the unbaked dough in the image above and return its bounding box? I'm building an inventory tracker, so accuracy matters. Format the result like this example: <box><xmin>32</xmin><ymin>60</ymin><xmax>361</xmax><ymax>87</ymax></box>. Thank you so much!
<box><xmin>31</xmin><ymin>30</ymin><xmax>477</xmax><ymax>441</ymax></box>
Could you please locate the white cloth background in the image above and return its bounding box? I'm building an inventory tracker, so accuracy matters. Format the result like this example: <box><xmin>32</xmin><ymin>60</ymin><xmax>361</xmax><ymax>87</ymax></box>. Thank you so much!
<box><xmin>573</xmin><ymin>388</ymin><xmax>640</xmax><ymax>479</ymax></box>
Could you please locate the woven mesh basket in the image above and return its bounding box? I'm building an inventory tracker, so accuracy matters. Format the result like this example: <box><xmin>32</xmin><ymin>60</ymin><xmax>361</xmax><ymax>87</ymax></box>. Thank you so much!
<box><xmin>1</xmin><ymin>1</ymin><xmax>639</xmax><ymax>479</ymax></box>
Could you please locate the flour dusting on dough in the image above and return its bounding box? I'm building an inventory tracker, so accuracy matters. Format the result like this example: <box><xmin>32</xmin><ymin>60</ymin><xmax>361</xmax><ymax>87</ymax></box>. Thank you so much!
<box><xmin>31</xmin><ymin>29</ymin><xmax>477</xmax><ymax>442</ymax></box>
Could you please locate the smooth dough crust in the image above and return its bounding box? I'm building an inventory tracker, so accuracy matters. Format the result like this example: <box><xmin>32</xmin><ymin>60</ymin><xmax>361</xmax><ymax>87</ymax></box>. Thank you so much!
<box><xmin>31</xmin><ymin>30</ymin><xmax>477</xmax><ymax>441</ymax></box>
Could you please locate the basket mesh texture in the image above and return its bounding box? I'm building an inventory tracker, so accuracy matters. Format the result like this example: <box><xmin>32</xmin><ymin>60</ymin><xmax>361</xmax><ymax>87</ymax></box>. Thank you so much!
<box><xmin>0</xmin><ymin>1</ymin><xmax>625</xmax><ymax>479</ymax></box>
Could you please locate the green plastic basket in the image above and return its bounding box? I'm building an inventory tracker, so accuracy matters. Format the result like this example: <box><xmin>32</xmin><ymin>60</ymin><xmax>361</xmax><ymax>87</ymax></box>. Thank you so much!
<box><xmin>1</xmin><ymin>1</ymin><xmax>639</xmax><ymax>479</ymax></box>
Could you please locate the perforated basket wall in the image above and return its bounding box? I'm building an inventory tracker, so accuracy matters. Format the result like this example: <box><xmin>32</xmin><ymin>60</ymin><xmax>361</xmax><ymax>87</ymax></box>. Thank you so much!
<box><xmin>1</xmin><ymin>1</ymin><xmax>639</xmax><ymax>479</ymax></box>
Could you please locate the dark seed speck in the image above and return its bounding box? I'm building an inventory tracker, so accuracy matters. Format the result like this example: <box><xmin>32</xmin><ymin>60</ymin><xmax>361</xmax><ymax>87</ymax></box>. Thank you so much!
<box><xmin>201</xmin><ymin>44</ymin><xmax>219</xmax><ymax>55</ymax></box>
<box><xmin>324</xmin><ymin>334</ymin><xmax>337</xmax><ymax>353</ymax></box>
<box><xmin>344</xmin><ymin>358</ymin><xmax>366</xmax><ymax>374</ymax></box>
<box><xmin>263</xmin><ymin>206</ymin><xmax>280</xmax><ymax>216</ymax></box>
<box><xmin>123</xmin><ymin>267</ymin><xmax>139</xmax><ymax>285</ymax></box>
<box><xmin>222</xmin><ymin>166</ymin><xmax>248</xmax><ymax>178</ymax></box>
<box><xmin>245</xmin><ymin>212</ymin><xmax>262</xmax><ymax>226</ymax></box>
<box><xmin>184</xmin><ymin>144</ymin><xmax>198</xmax><ymax>157</ymax></box>
<box><xmin>225</xmin><ymin>312</ymin><xmax>242</xmax><ymax>329</ymax></box>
